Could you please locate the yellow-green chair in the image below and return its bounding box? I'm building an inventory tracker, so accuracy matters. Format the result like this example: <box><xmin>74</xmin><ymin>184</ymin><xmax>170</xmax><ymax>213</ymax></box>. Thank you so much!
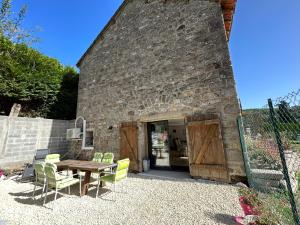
<box><xmin>80</xmin><ymin>152</ymin><xmax>104</xmax><ymax>178</ymax></box>
<box><xmin>43</xmin><ymin>163</ymin><xmax>80</xmax><ymax>205</ymax></box>
<box><xmin>32</xmin><ymin>161</ymin><xmax>46</xmax><ymax>199</ymax></box>
<box><xmin>45</xmin><ymin>154</ymin><xmax>60</xmax><ymax>163</ymax></box>
<box><xmin>92</xmin><ymin>152</ymin><xmax>114</xmax><ymax>197</ymax></box>
<box><xmin>92</xmin><ymin>152</ymin><xmax>103</xmax><ymax>162</ymax></box>
<box><xmin>101</xmin><ymin>152</ymin><xmax>114</xmax><ymax>163</ymax></box>
<box><xmin>97</xmin><ymin>158</ymin><xmax>130</xmax><ymax>199</ymax></box>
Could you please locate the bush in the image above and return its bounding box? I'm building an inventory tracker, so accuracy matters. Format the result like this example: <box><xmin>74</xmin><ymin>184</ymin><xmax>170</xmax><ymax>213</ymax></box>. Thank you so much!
<box><xmin>0</xmin><ymin>35</ymin><xmax>78</xmax><ymax>119</ymax></box>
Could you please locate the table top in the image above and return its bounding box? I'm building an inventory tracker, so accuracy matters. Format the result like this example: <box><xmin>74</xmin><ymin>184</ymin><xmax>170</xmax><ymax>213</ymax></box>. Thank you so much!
<box><xmin>55</xmin><ymin>159</ymin><xmax>117</xmax><ymax>172</ymax></box>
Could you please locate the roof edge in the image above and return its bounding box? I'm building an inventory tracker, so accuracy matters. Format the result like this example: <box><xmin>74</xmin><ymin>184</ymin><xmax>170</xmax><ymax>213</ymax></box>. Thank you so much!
<box><xmin>76</xmin><ymin>0</ymin><xmax>237</xmax><ymax>67</ymax></box>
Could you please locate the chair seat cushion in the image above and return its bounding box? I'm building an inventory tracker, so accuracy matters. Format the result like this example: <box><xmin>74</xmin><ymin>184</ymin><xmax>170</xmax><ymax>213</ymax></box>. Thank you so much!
<box><xmin>58</xmin><ymin>177</ymin><xmax>79</xmax><ymax>189</ymax></box>
<box><xmin>50</xmin><ymin>177</ymin><xmax>79</xmax><ymax>189</ymax></box>
<box><xmin>100</xmin><ymin>174</ymin><xmax>114</xmax><ymax>183</ymax></box>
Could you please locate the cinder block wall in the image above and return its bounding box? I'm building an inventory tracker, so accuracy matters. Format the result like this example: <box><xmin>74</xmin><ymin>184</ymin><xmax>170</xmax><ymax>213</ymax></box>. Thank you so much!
<box><xmin>0</xmin><ymin>116</ymin><xmax>71</xmax><ymax>168</ymax></box>
<box><xmin>77</xmin><ymin>0</ymin><xmax>245</xmax><ymax>180</ymax></box>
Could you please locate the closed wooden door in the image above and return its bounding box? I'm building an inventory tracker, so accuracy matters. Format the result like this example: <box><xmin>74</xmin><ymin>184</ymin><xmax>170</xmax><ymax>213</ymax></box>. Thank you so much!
<box><xmin>186</xmin><ymin>119</ymin><xmax>229</xmax><ymax>182</ymax></box>
<box><xmin>120</xmin><ymin>122</ymin><xmax>139</xmax><ymax>171</ymax></box>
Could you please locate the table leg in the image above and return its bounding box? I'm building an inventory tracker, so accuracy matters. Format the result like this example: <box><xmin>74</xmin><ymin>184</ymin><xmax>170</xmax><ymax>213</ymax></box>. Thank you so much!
<box><xmin>99</xmin><ymin>172</ymin><xmax>106</xmax><ymax>187</ymax></box>
<box><xmin>81</xmin><ymin>171</ymin><xmax>91</xmax><ymax>196</ymax></box>
<box><xmin>72</xmin><ymin>169</ymin><xmax>78</xmax><ymax>178</ymax></box>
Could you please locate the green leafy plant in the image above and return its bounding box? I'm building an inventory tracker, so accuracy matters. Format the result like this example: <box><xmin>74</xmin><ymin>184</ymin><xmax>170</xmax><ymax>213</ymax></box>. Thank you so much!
<box><xmin>238</xmin><ymin>188</ymin><xmax>294</xmax><ymax>225</ymax></box>
<box><xmin>239</xmin><ymin>187</ymin><xmax>262</xmax><ymax>207</ymax></box>
<box><xmin>0</xmin><ymin>35</ymin><xmax>78</xmax><ymax>118</ymax></box>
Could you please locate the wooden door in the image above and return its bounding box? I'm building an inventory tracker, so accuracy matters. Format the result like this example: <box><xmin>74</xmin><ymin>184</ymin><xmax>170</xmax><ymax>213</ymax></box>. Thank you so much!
<box><xmin>186</xmin><ymin>119</ymin><xmax>229</xmax><ymax>182</ymax></box>
<box><xmin>120</xmin><ymin>122</ymin><xmax>139</xmax><ymax>172</ymax></box>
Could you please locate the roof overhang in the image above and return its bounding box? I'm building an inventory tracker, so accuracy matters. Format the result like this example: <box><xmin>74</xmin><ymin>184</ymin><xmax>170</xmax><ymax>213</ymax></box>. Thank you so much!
<box><xmin>220</xmin><ymin>0</ymin><xmax>237</xmax><ymax>40</ymax></box>
<box><xmin>77</xmin><ymin>0</ymin><xmax>237</xmax><ymax>67</ymax></box>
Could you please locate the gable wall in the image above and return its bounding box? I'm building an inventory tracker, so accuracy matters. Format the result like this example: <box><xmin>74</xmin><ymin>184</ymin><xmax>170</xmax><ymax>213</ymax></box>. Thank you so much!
<box><xmin>77</xmin><ymin>0</ymin><xmax>245</xmax><ymax>179</ymax></box>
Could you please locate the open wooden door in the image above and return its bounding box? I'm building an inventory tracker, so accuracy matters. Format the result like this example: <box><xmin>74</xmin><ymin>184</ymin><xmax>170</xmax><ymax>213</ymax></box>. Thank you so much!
<box><xmin>186</xmin><ymin>117</ymin><xmax>229</xmax><ymax>182</ymax></box>
<box><xmin>120</xmin><ymin>122</ymin><xmax>139</xmax><ymax>172</ymax></box>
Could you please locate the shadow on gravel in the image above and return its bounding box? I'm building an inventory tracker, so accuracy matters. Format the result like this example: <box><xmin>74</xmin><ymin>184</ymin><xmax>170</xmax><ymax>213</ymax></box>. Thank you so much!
<box><xmin>206</xmin><ymin>212</ymin><xmax>235</xmax><ymax>225</ymax></box>
<box><xmin>9</xmin><ymin>184</ymin><xmax>81</xmax><ymax>207</ymax></box>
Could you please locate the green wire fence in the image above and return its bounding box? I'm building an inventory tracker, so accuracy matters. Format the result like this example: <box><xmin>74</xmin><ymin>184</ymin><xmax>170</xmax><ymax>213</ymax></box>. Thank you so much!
<box><xmin>239</xmin><ymin>89</ymin><xmax>300</xmax><ymax>225</ymax></box>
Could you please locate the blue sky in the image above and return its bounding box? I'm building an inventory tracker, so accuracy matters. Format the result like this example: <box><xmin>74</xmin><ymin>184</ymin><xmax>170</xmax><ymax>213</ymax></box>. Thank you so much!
<box><xmin>12</xmin><ymin>0</ymin><xmax>300</xmax><ymax>109</ymax></box>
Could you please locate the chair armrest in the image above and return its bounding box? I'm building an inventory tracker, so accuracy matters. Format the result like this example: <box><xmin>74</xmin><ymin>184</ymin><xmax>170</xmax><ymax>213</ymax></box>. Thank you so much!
<box><xmin>101</xmin><ymin>171</ymin><xmax>116</xmax><ymax>175</ymax></box>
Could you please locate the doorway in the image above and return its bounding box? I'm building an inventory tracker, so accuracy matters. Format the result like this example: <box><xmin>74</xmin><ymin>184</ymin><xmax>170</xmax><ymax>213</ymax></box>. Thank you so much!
<box><xmin>147</xmin><ymin>121</ymin><xmax>170</xmax><ymax>169</ymax></box>
<box><xmin>147</xmin><ymin>119</ymin><xmax>189</xmax><ymax>171</ymax></box>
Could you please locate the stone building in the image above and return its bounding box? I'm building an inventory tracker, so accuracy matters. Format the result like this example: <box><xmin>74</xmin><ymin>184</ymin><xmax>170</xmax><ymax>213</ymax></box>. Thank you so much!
<box><xmin>76</xmin><ymin>0</ymin><xmax>245</xmax><ymax>182</ymax></box>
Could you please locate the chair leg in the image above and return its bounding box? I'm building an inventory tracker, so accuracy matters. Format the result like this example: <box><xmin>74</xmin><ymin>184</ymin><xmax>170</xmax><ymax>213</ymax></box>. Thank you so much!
<box><xmin>113</xmin><ymin>182</ymin><xmax>116</xmax><ymax>201</ymax></box>
<box><xmin>32</xmin><ymin>182</ymin><xmax>36</xmax><ymax>199</ymax></box>
<box><xmin>68</xmin><ymin>186</ymin><xmax>70</xmax><ymax>195</ymax></box>
<box><xmin>79</xmin><ymin>174</ymin><xmax>82</xmax><ymax>196</ymax></box>
<box><xmin>41</xmin><ymin>183</ymin><xmax>46</xmax><ymax>198</ymax></box>
<box><xmin>96</xmin><ymin>176</ymin><xmax>100</xmax><ymax>198</ymax></box>
<box><xmin>43</xmin><ymin>183</ymin><xmax>48</xmax><ymax>206</ymax></box>
<box><xmin>54</xmin><ymin>188</ymin><xmax>58</xmax><ymax>201</ymax></box>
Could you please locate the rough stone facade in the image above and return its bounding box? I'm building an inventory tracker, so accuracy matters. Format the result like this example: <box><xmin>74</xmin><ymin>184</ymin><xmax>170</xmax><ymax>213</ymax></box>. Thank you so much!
<box><xmin>77</xmin><ymin>0</ymin><xmax>245</xmax><ymax>180</ymax></box>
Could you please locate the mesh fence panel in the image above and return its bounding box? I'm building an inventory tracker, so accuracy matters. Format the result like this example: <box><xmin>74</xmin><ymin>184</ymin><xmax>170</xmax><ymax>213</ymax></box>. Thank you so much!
<box><xmin>240</xmin><ymin>89</ymin><xmax>300</xmax><ymax>225</ymax></box>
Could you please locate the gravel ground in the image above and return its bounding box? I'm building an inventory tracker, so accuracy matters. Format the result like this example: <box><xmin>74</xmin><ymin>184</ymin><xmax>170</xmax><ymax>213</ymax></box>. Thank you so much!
<box><xmin>0</xmin><ymin>173</ymin><xmax>242</xmax><ymax>225</ymax></box>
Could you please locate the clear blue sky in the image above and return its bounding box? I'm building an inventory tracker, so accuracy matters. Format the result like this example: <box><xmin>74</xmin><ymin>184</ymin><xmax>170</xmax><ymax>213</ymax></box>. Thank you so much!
<box><xmin>12</xmin><ymin>0</ymin><xmax>300</xmax><ymax>109</ymax></box>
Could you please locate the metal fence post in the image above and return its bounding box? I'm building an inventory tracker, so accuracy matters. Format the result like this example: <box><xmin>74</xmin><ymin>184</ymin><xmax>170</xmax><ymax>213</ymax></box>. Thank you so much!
<box><xmin>268</xmin><ymin>98</ymin><xmax>300</xmax><ymax>225</ymax></box>
<box><xmin>237</xmin><ymin>116</ymin><xmax>253</xmax><ymax>187</ymax></box>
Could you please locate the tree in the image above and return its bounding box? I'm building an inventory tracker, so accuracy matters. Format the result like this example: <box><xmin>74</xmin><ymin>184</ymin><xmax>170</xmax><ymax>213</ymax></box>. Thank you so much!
<box><xmin>0</xmin><ymin>35</ymin><xmax>65</xmax><ymax>116</ymax></box>
<box><xmin>277</xmin><ymin>100</ymin><xmax>297</xmax><ymax>123</ymax></box>
<box><xmin>48</xmin><ymin>67</ymin><xmax>79</xmax><ymax>120</ymax></box>
<box><xmin>0</xmin><ymin>0</ymin><xmax>38</xmax><ymax>44</ymax></box>
<box><xmin>0</xmin><ymin>0</ymin><xmax>78</xmax><ymax>119</ymax></box>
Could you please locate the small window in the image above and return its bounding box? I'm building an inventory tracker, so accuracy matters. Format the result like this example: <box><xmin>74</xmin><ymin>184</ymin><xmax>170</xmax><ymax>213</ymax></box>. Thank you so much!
<box><xmin>82</xmin><ymin>129</ymin><xmax>94</xmax><ymax>150</ymax></box>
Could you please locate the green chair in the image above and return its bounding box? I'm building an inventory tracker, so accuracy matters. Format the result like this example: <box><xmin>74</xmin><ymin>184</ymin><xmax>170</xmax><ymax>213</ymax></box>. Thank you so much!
<box><xmin>43</xmin><ymin>163</ymin><xmax>81</xmax><ymax>205</ymax></box>
<box><xmin>80</xmin><ymin>152</ymin><xmax>104</xmax><ymax>178</ymax></box>
<box><xmin>97</xmin><ymin>158</ymin><xmax>130</xmax><ymax>199</ymax></box>
<box><xmin>92</xmin><ymin>152</ymin><xmax>103</xmax><ymax>162</ymax></box>
<box><xmin>45</xmin><ymin>154</ymin><xmax>60</xmax><ymax>163</ymax></box>
<box><xmin>32</xmin><ymin>161</ymin><xmax>46</xmax><ymax>199</ymax></box>
<box><xmin>101</xmin><ymin>152</ymin><xmax>114</xmax><ymax>163</ymax></box>
<box><xmin>91</xmin><ymin>152</ymin><xmax>114</xmax><ymax>195</ymax></box>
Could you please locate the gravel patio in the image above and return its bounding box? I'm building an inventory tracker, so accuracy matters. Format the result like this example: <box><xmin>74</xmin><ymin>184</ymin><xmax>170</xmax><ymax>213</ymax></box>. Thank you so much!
<box><xmin>0</xmin><ymin>173</ymin><xmax>242</xmax><ymax>225</ymax></box>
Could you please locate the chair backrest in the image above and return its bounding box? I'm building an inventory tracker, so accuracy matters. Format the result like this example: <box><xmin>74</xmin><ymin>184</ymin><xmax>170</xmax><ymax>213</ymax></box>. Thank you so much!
<box><xmin>45</xmin><ymin>154</ymin><xmax>60</xmax><ymax>163</ymax></box>
<box><xmin>44</xmin><ymin>162</ymin><xmax>58</xmax><ymax>186</ymax></box>
<box><xmin>115</xmin><ymin>158</ymin><xmax>130</xmax><ymax>181</ymax></box>
<box><xmin>35</xmin><ymin>149</ymin><xmax>49</xmax><ymax>160</ymax></box>
<box><xmin>34</xmin><ymin>161</ymin><xmax>45</xmax><ymax>182</ymax></box>
<box><xmin>92</xmin><ymin>152</ymin><xmax>103</xmax><ymax>163</ymax></box>
<box><xmin>102</xmin><ymin>152</ymin><xmax>114</xmax><ymax>163</ymax></box>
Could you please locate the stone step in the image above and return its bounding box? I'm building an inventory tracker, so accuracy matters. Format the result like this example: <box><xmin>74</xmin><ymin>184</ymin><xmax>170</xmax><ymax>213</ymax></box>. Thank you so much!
<box><xmin>251</xmin><ymin>169</ymin><xmax>283</xmax><ymax>180</ymax></box>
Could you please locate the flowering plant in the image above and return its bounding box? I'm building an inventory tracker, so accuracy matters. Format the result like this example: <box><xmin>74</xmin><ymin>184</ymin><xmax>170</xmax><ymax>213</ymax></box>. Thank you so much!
<box><xmin>239</xmin><ymin>187</ymin><xmax>262</xmax><ymax>207</ymax></box>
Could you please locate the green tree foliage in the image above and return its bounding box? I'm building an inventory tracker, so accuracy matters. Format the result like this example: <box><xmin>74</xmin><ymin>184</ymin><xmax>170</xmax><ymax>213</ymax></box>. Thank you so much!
<box><xmin>0</xmin><ymin>0</ymin><xmax>78</xmax><ymax>119</ymax></box>
<box><xmin>0</xmin><ymin>34</ymin><xmax>78</xmax><ymax>118</ymax></box>
<box><xmin>0</xmin><ymin>0</ymin><xmax>38</xmax><ymax>44</ymax></box>
<box><xmin>48</xmin><ymin>67</ymin><xmax>79</xmax><ymax>120</ymax></box>
<box><xmin>278</xmin><ymin>100</ymin><xmax>297</xmax><ymax>123</ymax></box>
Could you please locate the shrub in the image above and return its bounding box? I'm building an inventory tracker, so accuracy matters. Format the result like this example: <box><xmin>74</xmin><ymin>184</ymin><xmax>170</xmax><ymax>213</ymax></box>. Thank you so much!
<box><xmin>0</xmin><ymin>35</ymin><xmax>78</xmax><ymax>119</ymax></box>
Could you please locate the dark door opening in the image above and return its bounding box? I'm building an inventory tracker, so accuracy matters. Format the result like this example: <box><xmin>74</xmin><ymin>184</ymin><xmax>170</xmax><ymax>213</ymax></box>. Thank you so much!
<box><xmin>147</xmin><ymin>121</ymin><xmax>170</xmax><ymax>169</ymax></box>
<box><xmin>147</xmin><ymin>119</ymin><xmax>189</xmax><ymax>172</ymax></box>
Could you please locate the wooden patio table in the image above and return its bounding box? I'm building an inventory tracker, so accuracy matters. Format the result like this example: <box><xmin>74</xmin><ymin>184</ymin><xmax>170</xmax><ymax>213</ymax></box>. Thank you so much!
<box><xmin>55</xmin><ymin>160</ymin><xmax>117</xmax><ymax>196</ymax></box>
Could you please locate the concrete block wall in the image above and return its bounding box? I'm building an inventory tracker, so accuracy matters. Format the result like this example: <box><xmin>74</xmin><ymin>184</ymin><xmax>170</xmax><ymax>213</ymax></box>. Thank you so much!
<box><xmin>0</xmin><ymin>116</ymin><xmax>71</xmax><ymax>168</ymax></box>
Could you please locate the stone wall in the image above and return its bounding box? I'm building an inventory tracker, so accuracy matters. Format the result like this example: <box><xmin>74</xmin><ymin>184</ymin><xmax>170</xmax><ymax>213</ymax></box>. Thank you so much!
<box><xmin>0</xmin><ymin>116</ymin><xmax>71</xmax><ymax>168</ymax></box>
<box><xmin>77</xmin><ymin>0</ymin><xmax>245</xmax><ymax>179</ymax></box>
<box><xmin>251</xmin><ymin>151</ymin><xmax>300</xmax><ymax>193</ymax></box>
